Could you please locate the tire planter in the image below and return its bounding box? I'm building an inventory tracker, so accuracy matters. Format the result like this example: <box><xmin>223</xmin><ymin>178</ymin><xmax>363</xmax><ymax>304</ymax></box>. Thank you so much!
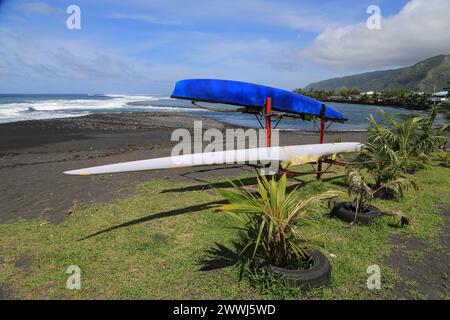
<box><xmin>330</xmin><ymin>201</ymin><xmax>384</xmax><ymax>225</ymax></box>
<box><xmin>254</xmin><ymin>249</ymin><xmax>331</xmax><ymax>289</ymax></box>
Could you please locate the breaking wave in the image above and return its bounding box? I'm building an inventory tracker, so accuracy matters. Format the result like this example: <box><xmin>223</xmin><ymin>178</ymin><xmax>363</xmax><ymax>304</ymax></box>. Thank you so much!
<box><xmin>0</xmin><ymin>94</ymin><xmax>201</xmax><ymax>123</ymax></box>
<box><xmin>0</xmin><ymin>94</ymin><xmax>445</xmax><ymax>131</ymax></box>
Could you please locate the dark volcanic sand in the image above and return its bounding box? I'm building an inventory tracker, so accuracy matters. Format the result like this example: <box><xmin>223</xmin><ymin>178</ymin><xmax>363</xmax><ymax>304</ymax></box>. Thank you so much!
<box><xmin>1</xmin><ymin>112</ymin><xmax>449</xmax><ymax>300</ymax></box>
<box><xmin>385</xmin><ymin>207</ymin><xmax>450</xmax><ymax>299</ymax></box>
<box><xmin>0</xmin><ymin>112</ymin><xmax>366</xmax><ymax>223</ymax></box>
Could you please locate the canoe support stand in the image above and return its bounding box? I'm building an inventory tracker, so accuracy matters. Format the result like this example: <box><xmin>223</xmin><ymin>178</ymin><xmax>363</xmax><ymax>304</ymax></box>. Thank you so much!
<box><xmin>265</xmin><ymin>97</ymin><xmax>272</xmax><ymax>147</ymax></box>
<box><xmin>193</xmin><ymin>97</ymin><xmax>346</xmax><ymax>181</ymax></box>
<box><xmin>316</xmin><ymin>105</ymin><xmax>326</xmax><ymax>180</ymax></box>
<box><xmin>259</xmin><ymin>100</ymin><xmax>337</xmax><ymax>181</ymax></box>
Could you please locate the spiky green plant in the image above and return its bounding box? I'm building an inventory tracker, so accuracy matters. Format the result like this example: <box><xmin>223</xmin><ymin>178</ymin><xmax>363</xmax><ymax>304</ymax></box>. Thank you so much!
<box><xmin>357</xmin><ymin>108</ymin><xmax>444</xmax><ymax>195</ymax></box>
<box><xmin>436</xmin><ymin>149</ymin><xmax>450</xmax><ymax>167</ymax></box>
<box><xmin>415</xmin><ymin>107</ymin><xmax>449</xmax><ymax>157</ymax></box>
<box><xmin>358</xmin><ymin>117</ymin><xmax>418</xmax><ymax>194</ymax></box>
<box><xmin>216</xmin><ymin>174</ymin><xmax>340</xmax><ymax>267</ymax></box>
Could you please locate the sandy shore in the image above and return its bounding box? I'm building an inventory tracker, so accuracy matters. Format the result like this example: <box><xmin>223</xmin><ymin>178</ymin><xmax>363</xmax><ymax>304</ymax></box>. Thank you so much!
<box><xmin>0</xmin><ymin>112</ymin><xmax>366</xmax><ymax>223</ymax></box>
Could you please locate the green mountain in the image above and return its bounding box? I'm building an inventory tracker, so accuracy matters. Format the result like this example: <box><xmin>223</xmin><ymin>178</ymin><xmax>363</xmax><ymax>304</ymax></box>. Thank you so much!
<box><xmin>305</xmin><ymin>55</ymin><xmax>450</xmax><ymax>93</ymax></box>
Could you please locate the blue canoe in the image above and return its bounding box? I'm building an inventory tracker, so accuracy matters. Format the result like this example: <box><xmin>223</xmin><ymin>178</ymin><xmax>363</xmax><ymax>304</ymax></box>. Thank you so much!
<box><xmin>171</xmin><ymin>79</ymin><xmax>346</xmax><ymax>121</ymax></box>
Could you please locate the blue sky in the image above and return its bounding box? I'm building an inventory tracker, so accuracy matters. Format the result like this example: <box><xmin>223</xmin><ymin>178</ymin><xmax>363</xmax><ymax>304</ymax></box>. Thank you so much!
<box><xmin>0</xmin><ymin>0</ymin><xmax>449</xmax><ymax>94</ymax></box>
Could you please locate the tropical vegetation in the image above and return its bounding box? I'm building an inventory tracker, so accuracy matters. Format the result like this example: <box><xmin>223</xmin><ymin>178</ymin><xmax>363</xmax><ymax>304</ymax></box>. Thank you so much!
<box><xmin>356</xmin><ymin>107</ymin><xmax>448</xmax><ymax>197</ymax></box>
<box><xmin>216</xmin><ymin>174</ymin><xmax>340</xmax><ymax>268</ymax></box>
<box><xmin>0</xmin><ymin>100</ymin><xmax>448</xmax><ymax>299</ymax></box>
<box><xmin>438</xmin><ymin>101</ymin><xmax>450</xmax><ymax>121</ymax></box>
<box><xmin>304</xmin><ymin>54</ymin><xmax>450</xmax><ymax>95</ymax></box>
<box><xmin>344</xmin><ymin>170</ymin><xmax>409</xmax><ymax>226</ymax></box>
<box><xmin>345</xmin><ymin>170</ymin><xmax>373</xmax><ymax>217</ymax></box>
<box><xmin>294</xmin><ymin>87</ymin><xmax>439</xmax><ymax>110</ymax></box>
<box><xmin>1</xmin><ymin>163</ymin><xmax>449</xmax><ymax>299</ymax></box>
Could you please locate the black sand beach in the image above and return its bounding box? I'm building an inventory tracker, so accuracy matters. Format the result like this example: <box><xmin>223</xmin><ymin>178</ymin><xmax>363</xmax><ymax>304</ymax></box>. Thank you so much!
<box><xmin>2</xmin><ymin>112</ymin><xmax>449</xmax><ymax>301</ymax></box>
<box><xmin>0</xmin><ymin>112</ymin><xmax>366</xmax><ymax>223</ymax></box>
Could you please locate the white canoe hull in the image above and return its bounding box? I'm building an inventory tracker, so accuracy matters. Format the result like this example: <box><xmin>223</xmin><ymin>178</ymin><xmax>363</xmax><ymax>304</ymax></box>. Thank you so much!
<box><xmin>64</xmin><ymin>142</ymin><xmax>363</xmax><ymax>176</ymax></box>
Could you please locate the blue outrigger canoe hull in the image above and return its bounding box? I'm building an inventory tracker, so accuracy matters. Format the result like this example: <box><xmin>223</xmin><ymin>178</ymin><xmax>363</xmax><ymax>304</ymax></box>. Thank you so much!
<box><xmin>171</xmin><ymin>79</ymin><xmax>345</xmax><ymax>121</ymax></box>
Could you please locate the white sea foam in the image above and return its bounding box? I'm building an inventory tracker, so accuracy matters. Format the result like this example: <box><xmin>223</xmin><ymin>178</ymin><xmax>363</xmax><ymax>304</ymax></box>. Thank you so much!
<box><xmin>104</xmin><ymin>94</ymin><xmax>165</xmax><ymax>100</ymax></box>
<box><xmin>0</xmin><ymin>94</ymin><xmax>198</xmax><ymax>123</ymax></box>
<box><xmin>0</xmin><ymin>110</ymin><xmax>91</xmax><ymax>123</ymax></box>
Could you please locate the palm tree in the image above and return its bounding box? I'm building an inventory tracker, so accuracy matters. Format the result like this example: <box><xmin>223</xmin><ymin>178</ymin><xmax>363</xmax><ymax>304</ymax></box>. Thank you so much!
<box><xmin>346</xmin><ymin>171</ymin><xmax>409</xmax><ymax>225</ymax></box>
<box><xmin>415</xmin><ymin>107</ymin><xmax>449</xmax><ymax>156</ymax></box>
<box><xmin>356</xmin><ymin>110</ymin><xmax>441</xmax><ymax>196</ymax></box>
<box><xmin>216</xmin><ymin>174</ymin><xmax>340</xmax><ymax>267</ymax></box>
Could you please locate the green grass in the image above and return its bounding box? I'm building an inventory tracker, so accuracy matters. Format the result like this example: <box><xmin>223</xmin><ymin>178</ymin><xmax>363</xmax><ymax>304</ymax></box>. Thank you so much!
<box><xmin>0</xmin><ymin>163</ymin><xmax>449</xmax><ymax>299</ymax></box>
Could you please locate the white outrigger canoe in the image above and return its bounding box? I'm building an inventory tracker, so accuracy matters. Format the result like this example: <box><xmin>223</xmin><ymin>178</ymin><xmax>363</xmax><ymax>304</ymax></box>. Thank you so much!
<box><xmin>64</xmin><ymin>142</ymin><xmax>363</xmax><ymax>176</ymax></box>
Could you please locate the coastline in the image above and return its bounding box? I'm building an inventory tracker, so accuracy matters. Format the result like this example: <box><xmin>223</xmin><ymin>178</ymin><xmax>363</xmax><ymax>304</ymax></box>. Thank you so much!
<box><xmin>0</xmin><ymin>112</ymin><xmax>366</xmax><ymax>223</ymax></box>
<box><xmin>325</xmin><ymin>98</ymin><xmax>430</xmax><ymax>110</ymax></box>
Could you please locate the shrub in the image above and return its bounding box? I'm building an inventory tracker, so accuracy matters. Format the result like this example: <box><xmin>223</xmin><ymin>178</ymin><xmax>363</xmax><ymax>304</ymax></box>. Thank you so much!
<box><xmin>357</xmin><ymin>108</ymin><xmax>446</xmax><ymax>195</ymax></box>
<box><xmin>346</xmin><ymin>171</ymin><xmax>409</xmax><ymax>225</ymax></box>
<box><xmin>216</xmin><ymin>174</ymin><xmax>340</xmax><ymax>268</ymax></box>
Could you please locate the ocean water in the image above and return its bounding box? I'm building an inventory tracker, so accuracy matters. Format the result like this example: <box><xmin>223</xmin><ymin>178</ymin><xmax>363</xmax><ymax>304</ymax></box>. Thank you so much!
<box><xmin>0</xmin><ymin>94</ymin><xmax>445</xmax><ymax>131</ymax></box>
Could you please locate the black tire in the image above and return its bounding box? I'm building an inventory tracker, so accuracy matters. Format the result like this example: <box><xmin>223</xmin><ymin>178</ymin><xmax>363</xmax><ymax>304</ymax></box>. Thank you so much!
<box><xmin>256</xmin><ymin>249</ymin><xmax>331</xmax><ymax>289</ymax></box>
<box><xmin>330</xmin><ymin>202</ymin><xmax>383</xmax><ymax>225</ymax></box>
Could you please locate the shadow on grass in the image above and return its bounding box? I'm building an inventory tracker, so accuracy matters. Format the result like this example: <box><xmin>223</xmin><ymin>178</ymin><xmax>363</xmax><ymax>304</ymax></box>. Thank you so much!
<box><xmin>79</xmin><ymin>199</ymin><xmax>227</xmax><ymax>241</ymax></box>
<box><xmin>161</xmin><ymin>170</ymin><xmax>317</xmax><ymax>194</ymax></box>
<box><xmin>198</xmin><ymin>236</ymin><xmax>251</xmax><ymax>282</ymax></box>
<box><xmin>435</xmin><ymin>162</ymin><xmax>450</xmax><ymax>169</ymax></box>
<box><xmin>161</xmin><ymin>176</ymin><xmax>258</xmax><ymax>194</ymax></box>
<box><xmin>322</xmin><ymin>174</ymin><xmax>347</xmax><ymax>187</ymax></box>
<box><xmin>80</xmin><ymin>175</ymin><xmax>307</xmax><ymax>242</ymax></box>
<box><xmin>198</xmin><ymin>241</ymin><xmax>243</xmax><ymax>271</ymax></box>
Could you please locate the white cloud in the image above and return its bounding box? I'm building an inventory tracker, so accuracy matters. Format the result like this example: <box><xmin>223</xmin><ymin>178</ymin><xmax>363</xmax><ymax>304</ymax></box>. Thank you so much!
<box><xmin>301</xmin><ymin>0</ymin><xmax>450</xmax><ymax>70</ymax></box>
<box><xmin>0</xmin><ymin>27</ymin><xmax>308</xmax><ymax>93</ymax></box>
<box><xmin>1</xmin><ymin>0</ymin><xmax>351</xmax><ymax>93</ymax></box>
<box><xmin>15</xmin><ymin>2</ymin><xmax>57</xmax><ymax>15</ymax></box>
<box><xmin>106</xmin><ymin>13</ymin><xmax>180</xmax><ymax>26</ymax></box>
<box><xmin>104</xmin><ymin>0</ymin><xmax>340</xmax><ymax>32</ymax></box>
<box><xmin>0</xmin><ymin>29</ymin><xmax>153</xmax><ymax>81</ymax></box>
<box><xmin>195</xmin><ymin>0</ymin><xmax>335</xmax><ymax>32</ymax></box>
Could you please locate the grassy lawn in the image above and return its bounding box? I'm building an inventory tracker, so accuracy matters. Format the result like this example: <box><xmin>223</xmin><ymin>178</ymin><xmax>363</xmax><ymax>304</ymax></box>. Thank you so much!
<box><xmin>0</xmin><ymin>162</ymin><xmax>449</xmax><ymax>299</ymax></box>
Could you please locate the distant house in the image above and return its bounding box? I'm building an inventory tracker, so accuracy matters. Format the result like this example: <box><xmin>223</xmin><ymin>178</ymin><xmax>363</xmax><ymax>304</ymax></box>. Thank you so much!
<box><xmin>429</xmin><ymin>91</ymin><xmax>449</xmax><ymax>103</ymax></box>
<box><xmin>361</xmin><ymin>91</ymin><xmax>381</xmax><ymax>96</ymax></box>
<box><xmin>329</xmin><ymin>95</ymin><xmax>345</xmax><ymax>100</ymax></box>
